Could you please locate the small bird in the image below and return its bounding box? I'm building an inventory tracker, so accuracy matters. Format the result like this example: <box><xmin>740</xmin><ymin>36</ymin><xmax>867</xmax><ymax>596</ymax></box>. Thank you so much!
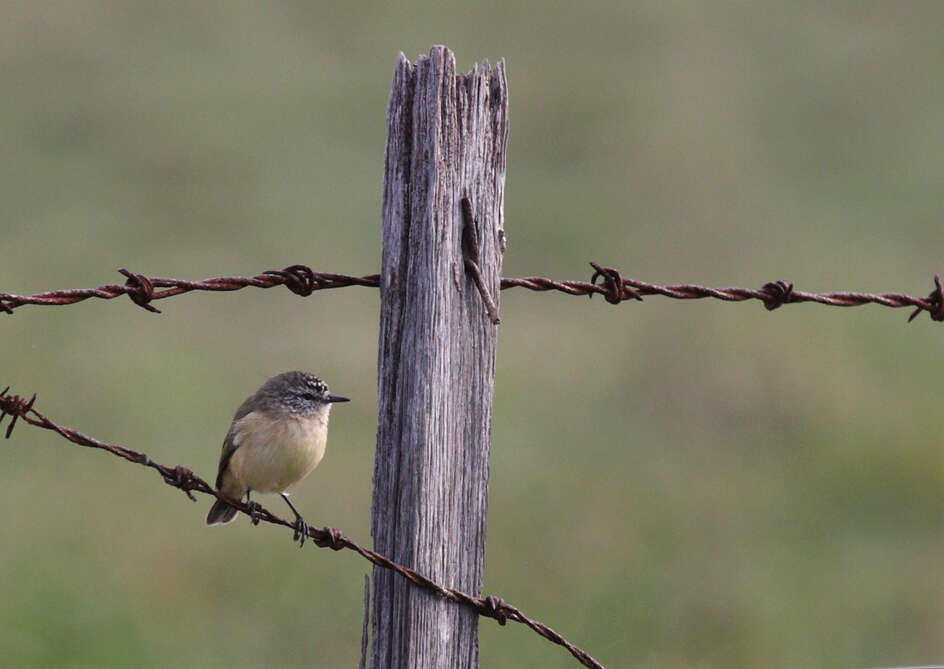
<box><xmin>205</xmin><ymin>371</ymin><xmax>349</xmax><ymax>546</ymax></box>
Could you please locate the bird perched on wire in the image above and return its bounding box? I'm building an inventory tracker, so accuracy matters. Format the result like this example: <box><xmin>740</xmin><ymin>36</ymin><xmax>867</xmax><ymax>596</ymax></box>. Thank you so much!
<box><xmin>205</xmin><ymin>371</ymin><xmax>349</xmax><ymax>546</ymax></box>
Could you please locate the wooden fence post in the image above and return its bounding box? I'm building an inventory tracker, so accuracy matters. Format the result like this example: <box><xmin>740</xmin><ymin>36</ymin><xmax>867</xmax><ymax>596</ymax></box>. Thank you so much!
<box><xmin>370</xmin><ymin>46</ymin><xmax>508</xmax><ymax>668</ymax></box>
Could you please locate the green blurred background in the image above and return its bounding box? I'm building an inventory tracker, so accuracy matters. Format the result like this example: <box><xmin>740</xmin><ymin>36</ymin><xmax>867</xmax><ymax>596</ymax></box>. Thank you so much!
<box><xmin>2</xmin><ymin>2</ymin><xmax>943</xmax><ymax>668</ymax></box>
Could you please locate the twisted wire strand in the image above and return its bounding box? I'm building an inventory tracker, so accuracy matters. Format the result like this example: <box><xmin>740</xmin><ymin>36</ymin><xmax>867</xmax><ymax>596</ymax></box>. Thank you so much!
<box><xmin>1</xmin><ymin>264</ymin><xmax>941</xmax><ymax>323</ymax></box>
<box><xmin>0</xmin><ymin>266</ymin><xmax>381</xmax><ymax>314</ymax></box>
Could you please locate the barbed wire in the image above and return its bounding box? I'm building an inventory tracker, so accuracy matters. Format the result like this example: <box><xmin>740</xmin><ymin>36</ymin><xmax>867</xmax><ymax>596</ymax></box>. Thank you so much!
<box><xmin>508</xmin><ymin>263</ymin><xmax>944</xmax><ymax>323</ymax></box>
<box><xmin>0</xmin><ymin>266</ymin><xmax>380</xmax><ymax>314</ymax></box>
<box><xmin>1</xmin><ymin>264</ymin><xmax>942</xmax><ymax>323</ymax></box>
<box><xmin>0</xmin><ymin>386</ymin><xmax>605</xmax><ymax>669</ymax></box>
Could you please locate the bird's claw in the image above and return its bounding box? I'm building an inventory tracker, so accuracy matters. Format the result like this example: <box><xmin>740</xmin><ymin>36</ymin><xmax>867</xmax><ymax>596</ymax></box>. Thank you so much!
<box><xmin>293</xmin><ymin>516</ymin><xmax>309</xmax><ymax>547</ymax></box>
<box><xmin>247</xmin><ymin>500</ymin><xmax>262</xmax><ymax>526</ymax></box>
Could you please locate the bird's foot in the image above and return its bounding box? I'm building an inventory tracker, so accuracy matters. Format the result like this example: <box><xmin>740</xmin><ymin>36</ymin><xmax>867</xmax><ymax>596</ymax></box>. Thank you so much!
<box><xmin>280</xmin><ymin>493</ymin><xmax>309</xmax><ymax>547</ymax></box>
<box><xmin>247</xmin><ymin>500</ymin><xmax>262</xmax><ymax>526</ymax></box>
<box><xmin>292</xmin><ymin>515</ymin><xmax>310</xmax><ymax>548</ymax></box>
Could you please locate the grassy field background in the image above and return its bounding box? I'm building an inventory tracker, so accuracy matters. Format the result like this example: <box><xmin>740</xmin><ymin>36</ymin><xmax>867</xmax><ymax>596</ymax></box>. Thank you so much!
<box><xmin>2</xmin><ymin>3</ymin><xmax>943</xmax><ymax>668</ymax></box>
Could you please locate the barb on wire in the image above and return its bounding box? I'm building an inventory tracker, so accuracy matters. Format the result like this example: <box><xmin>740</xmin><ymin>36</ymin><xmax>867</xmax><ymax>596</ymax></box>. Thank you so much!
<box><xmin>2</xmin><ymin>263</ymin><xmax>943</xmax><ymax>324</ymax></box>
<box><xmin>0</xmin><ymin>387</ymin><xmax>605</xmax><ymax>669</ymax></box>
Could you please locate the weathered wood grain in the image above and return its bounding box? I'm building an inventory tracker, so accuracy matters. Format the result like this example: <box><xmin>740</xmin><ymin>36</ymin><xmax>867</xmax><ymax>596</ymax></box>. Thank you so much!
<box><xmin>370</xmin><ymin>45</ymin><xmax>508</xmax><ymax>669</ymax></box>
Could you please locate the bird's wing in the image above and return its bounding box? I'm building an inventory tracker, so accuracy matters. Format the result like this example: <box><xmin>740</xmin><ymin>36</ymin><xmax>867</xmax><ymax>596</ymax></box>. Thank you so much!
<box><xmin>214</xmin><ymin>397</ymin><xmax>258</xmax><ymax>489</ymax></box>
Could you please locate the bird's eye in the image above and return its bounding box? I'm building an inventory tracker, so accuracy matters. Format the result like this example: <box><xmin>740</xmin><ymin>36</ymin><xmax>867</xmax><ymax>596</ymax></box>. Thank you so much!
<box><xmin>301</xmin><ymin>393</ymin><xmax>317</xmax><ymax>401</ymax></box>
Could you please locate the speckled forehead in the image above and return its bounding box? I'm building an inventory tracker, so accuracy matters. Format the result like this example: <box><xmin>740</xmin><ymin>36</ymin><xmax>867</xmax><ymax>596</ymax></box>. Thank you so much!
<box><xmin>300</xmin><ymin>375</ymin><xmax>328</xmax><ymax>394</ymax></box>
<box><xmin>262</xmin><ymin>371</ymin><xmax>329</xmax><ymax>398</ymax></box>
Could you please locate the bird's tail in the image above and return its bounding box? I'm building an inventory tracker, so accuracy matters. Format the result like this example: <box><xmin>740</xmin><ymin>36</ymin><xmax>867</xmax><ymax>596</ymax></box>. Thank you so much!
<box><xmin>205</xmin><ymin>499</ymin><xmax>239</xmax><ymax>525</ymax></box>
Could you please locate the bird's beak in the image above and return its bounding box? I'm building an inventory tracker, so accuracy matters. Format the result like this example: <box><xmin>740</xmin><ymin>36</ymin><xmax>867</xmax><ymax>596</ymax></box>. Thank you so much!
<box><xmin>327</xmin><ymin>395</ymin><xmax>350</xmax><ymax>403</ymax></box>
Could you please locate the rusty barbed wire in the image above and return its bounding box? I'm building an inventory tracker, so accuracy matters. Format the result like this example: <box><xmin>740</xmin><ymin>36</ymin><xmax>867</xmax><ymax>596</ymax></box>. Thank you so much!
<box><xmin>2</xmin><ymin>264</ymin><xmax>943</xmax><ymax>323</ymax></box>
<box><xmin>503</xmin><ymin>264</ymin><xmax>944</xmax><ymax>323</ymax></box>
<box><xmin>0</xmin><ymin>387</ymin><xmax>605</xmax><ymax>669</ymax></box>
<box><xmin>0</xmin><ymin>265</ymin><xmax>381</xmax><ymax>315</ymax></box>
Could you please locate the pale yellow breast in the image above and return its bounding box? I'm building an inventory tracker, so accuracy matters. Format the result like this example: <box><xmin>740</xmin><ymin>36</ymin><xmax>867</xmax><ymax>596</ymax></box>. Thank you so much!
<box><xmin>227</xmin><ymin>410</ymin><xmax>328</xmax><ymax>494</ymax></box>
